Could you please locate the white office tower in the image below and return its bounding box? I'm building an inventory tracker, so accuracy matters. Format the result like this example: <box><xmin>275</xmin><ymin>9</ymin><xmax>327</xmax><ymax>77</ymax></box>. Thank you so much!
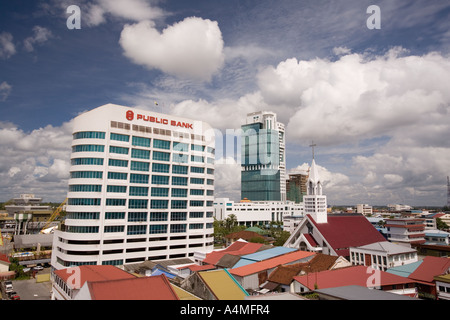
<box><xmin>304</xmin><ymin>159</ymin><xmax>327</xmax><ymax>224</ymax></box>
<box><xmin>51</xmin><ymin>104</ymin><xmax>215</xmax><ymax>269</ymax></box>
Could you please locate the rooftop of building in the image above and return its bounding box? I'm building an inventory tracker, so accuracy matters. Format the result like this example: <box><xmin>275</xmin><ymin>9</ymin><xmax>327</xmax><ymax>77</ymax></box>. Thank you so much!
<box><xmin>54</xmin><ymin>265</ymin><xmax>136</xmax><ymax>289</ymax></box>
<box><xmin>307</xmin><ymin>213</ymin><xmax>386</xmax><ymax>257</ymax></box>
<box><xmin>293</xmin><ymin>265</ymin><xmax>415</xmax><ymax>291</ymax></box>
<box><xmin>232</xmin><ymin>246</ymin><xmax>297</xmax><ymax>269</ymax></box>
<box><xmin>230</xmin><ymin>250</ymin><xmax>315</xmax><ymax>277</ymax></box>
<box><xmin>197</xmin><ymin>269</ymin><xmax>249</xmax><ymax>300</ymax></box>
<box><xmin>315</xmin><ymin>285</ymin><xmax>418</xmax><ymax>300</ymax></box>
<box><xmin>351</xmin><ymin>241</ymin><xmax>417</xmax><ymax>255</ymax></box>
<box><xmin>84</xmin><ymin>274</ymin><xmax>179</xmax><ymax>300</ymax></box>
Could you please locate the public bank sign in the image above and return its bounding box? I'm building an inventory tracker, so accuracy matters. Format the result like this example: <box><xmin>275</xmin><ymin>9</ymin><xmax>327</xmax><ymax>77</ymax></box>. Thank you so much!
<box><xmin>126</xmin><ymin>110</ymin><xmax>193</xmax><ymax>130</ymax></box>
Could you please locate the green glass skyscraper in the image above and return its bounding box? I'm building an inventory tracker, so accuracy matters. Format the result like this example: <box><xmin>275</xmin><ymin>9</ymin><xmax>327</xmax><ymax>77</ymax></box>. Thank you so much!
<box><xmin>241</xmin><ymin>111</ymin><xmax>286</xmax><ymax>201</ymax></box>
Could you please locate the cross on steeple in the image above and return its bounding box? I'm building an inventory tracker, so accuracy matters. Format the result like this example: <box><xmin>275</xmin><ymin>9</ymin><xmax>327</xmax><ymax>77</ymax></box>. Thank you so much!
<box><xmin>309</xmin><ymin>141</ymin><xmax>317</xmax><ymax>160</ymax></box>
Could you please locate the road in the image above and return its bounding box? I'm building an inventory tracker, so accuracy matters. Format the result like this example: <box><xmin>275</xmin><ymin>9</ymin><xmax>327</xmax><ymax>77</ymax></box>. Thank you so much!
<box><xmin>10</xmin><ymin>269</ymin><xmax>52</xmax><ymax>300</ymax></box>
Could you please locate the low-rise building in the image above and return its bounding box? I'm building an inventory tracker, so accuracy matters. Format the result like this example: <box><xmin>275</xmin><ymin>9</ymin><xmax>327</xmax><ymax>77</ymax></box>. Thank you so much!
<box><xmin>350</xmin><ymin>241</ymin><xmax>418</xmax><ymax>271</ymax></box>
<box><xmin>406</xmin><ymin>256</ymin><xmax>450</xmax><ymax>299</ymax></box>
<box><xmin>315</xmin><ymin>285</ymin><xmax>418</xmax><ymax>300</ymax></box>
<box><xmin>213</xmin><ymin>197</ymin><xmax>304</xmax><ymax>227</ymax></box>
<box><xmin>180</xmin><ymin>269</ymin><xmax>249</xmax><ymax>300</ymax></box>
<box><xmin>385</xmin><ymin>218</ymin><xmax>426</xmax><ymax>246</ymax></box>
<box><xmin>293</xmin><ymin>265</ymin><xmax>417</xmax><ymax>297</ymax></box>
<box><xmin>435</xmin><ymin>274</ymin><xmax>450</xmax><ymax>300</ymax></box>
<box><xmin>262</xmin><ymin>253</ymin><xmax>350</xmax><ymax>293</ymax></box>
<box><xmin>424</xmin><ymin>229</ymin><xmax>450</xmax><ymax>246</ymax></box>
<box><xmin>52</xmin><ymin>265</ymin><xmax>136</xmax><ymax>300</ymax></box>
<box><xmin>356</xmin><ymin>204</ymin><xmax>373</xmax><ymax>216</ymax></box>
<box><xmin>74</xmin><ymin>274</ymin><xmax>179</xmax><ymax>300</ymax></box>
<box><xmin>229</xmin><ymin>250</ymin><xmax>315</xmax><ymax>291</ymax></box>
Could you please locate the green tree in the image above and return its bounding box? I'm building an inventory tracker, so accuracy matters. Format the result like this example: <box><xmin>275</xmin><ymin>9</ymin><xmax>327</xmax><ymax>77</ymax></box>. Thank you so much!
<box><xmin>436</xmin><ymin>217</ymin><xmax>449</xmax><ymax>231</ymax></box>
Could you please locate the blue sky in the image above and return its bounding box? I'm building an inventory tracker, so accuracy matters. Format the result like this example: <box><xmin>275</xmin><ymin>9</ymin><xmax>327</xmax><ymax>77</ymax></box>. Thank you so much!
<box><xmin>1</xmin><ymin>0</ymin><xmax>450</xmax><ymax>206</ymax></box>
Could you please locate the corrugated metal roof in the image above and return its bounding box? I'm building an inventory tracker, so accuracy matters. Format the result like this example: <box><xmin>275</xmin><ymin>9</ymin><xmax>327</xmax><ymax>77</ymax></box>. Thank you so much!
<box><xmin>316</xmin><ymin>285</ymin><xmax>418</xmax><ymax>300</ymax></box>
<box><xmin>230</xmin><ymin>250</ymin><xmax>315</xmax><ymax>277</ymax></box>
<box><xmin>87</xmin><ymin>274</ymin><xmax>179</xmax><ymax>300</ymax></box>
<box><xmin>294</xmin><ymin>265</ymin><xmax>415</xmax><ymax>291</ymax></box>
<box><xmin>198</xmin><ymin>269</ymin><xmax>248</xmax><ymax>300</ymax></box>
<box><xmin>54</xmin><ymin>265</ymin><xmax>136</xmax><ymax>289</ymax></box>
<box><xmin>386</xmin><ymin>260</ymin><xmax>422</xmax><ymax>278</ymax></box>
<box><xmin>408</xmin><ymin>256</ymin><xmax>450</xmax><ymax>283</ymax></box>
<box><xmin>232</xmin><ymin>247</ymin><xmax>296</xmax><ymax>268</ymax></box>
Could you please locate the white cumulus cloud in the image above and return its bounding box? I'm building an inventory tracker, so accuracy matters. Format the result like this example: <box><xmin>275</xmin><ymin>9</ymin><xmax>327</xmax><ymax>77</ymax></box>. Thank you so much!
<box><xmin>119</xmin><ymin>17</ymin><xmax>225</xmax><ymax>81</ymax></box>
<box><xmin>0</xmin><ymin>32</ymin><xmax>16</xmax><ymax>59</ymax></box>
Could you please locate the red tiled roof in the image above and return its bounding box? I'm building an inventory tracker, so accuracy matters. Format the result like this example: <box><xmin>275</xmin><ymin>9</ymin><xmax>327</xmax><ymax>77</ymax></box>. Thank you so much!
<box><xmin>229</xmin><ymin>250</ymin><xmax>315</xmax><ymax>277</ymax></box>
<box><xmin>54</xmin><ymin>265</ymin><xmax>136</xmax><ymax>289</ymax></box>
<box><xmin>303</xmin><ymin>233</ymin><xmax>318</xmax><ymax>247</ymax></box>
<box><xmin>408</xmin><ymin>256</ymin><xmax>450</xmax><ymax>284</ymax></box>
<box><xmin>0</xmin><ymin>253</ymin><xmax>10</xmax><ymax>264</ymax></box>
<box><xmin>293</xmin><ymin>265</ymin><xmax>415</xmax><ymax>291</ymax></box>
<box><xmin>308</xmin><ymin>214</ymin><xmax>386</xmax><ymax>256</ymax></box>
<box><xmin>87</xmin><ymin>274</ymin><xmax>179</xmax><ymax>300</ymax></box>
<box><xmin>186</xmin><ymin>264</ymin><xmax>216</xmax><ymax>272</ymax></box>
<box><xmin>202</xmin><ymin>241</ymin><xmax>264</xmax><ymax>265</ymax></box>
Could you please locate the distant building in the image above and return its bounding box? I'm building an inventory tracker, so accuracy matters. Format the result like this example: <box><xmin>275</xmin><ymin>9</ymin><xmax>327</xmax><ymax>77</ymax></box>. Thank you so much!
<box><xmin>284</xmin><ymin>160</ymin><xmax>386</xmax><ymax>259</ymax></box>
<box><xmin>387</xmin><ymin>204</ymin><xmax>413</xmax><ymax>212</ymax></box>
<box><xmin>385</xmin><ymin>218</ymin><xmax>426</xmax><ymax>246</ymax></box>
<box><xmin>5</xmin><ymin>194</ymin><xmax>54</xmax><ymax>235</ymax></box>
<box><xmin>292</xmin><ymin>265</ymin><xmax>417</xmax><ymax>297</ymax></box>
<box><xmin>241</xmin><ymin>111</ymin><xmax>286</xmax><ymax>201</ymax></box>
<box><xmin>356</xmin><ymin>204</ymin><xmax>373</xmax><ymax>216</ymax></box>
<box><xmin>424</xmin><ymin>229</ymin><xmax>450</xmax><ymax>246</ymax></box>
<box><xmin>213</xmin><ymin>197</ymin><xmax>303</xmax><ymax>227</ymax></box>
<box><xmin>286</xmin><ymin>173</ymin><xmax>308</xmax><ymax>203</ymax></box>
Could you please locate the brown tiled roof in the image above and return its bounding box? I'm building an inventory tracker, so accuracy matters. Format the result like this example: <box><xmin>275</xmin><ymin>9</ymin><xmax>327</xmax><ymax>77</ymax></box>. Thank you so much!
<box><xmin>225</xmin><ymin>230</ymin><xmax>265</xmax><ymax>241</ymax></box>
<box><xmin>299</xmin><ymin>253</ymin><xmax>339</xmax><ymax>273</ymax></box>
<box><xmin>267</xmin><ymin>254</ymin><xmax>339</xmax><ymax>285</ymax></box>
<box><xmin>267</xmin><ymin>263</ymin><xmax>304</xmax><ymax>285</ymax></box>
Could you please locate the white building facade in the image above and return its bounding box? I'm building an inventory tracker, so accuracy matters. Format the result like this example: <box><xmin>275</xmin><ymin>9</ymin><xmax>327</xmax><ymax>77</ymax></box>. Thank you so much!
<box><xmin>304</xmin><ymin>159</ymin><xmax>327</xmax><ymax>224</ymax></box>
<box><xmin>350</xmin><ymin>241</ymin><xmax>418</xmax><ymax>271</ymax></box>
<box><xmin>51</xmin><ymin>104</ymin><xmax>215</xmax><ymax>269</ymax></box>
<box><xmin>356</xmin><ymin>204</ymin><xmax>373</xmax><ymax>216</ymax></box>
<box><xmin>213</xmin><ymin>197</ymin><xmax>303</xmax><ymax>227</ymax></box>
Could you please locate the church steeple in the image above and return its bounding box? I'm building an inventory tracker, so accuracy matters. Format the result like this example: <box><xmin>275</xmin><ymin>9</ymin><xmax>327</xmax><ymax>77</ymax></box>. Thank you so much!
<box><xmin>307</xmin><ymin>159</ymin><xmax>322</xmax><ymax>196</ymax></box>
<box><xmin>304</xmin><ymin>151</ymin><xmax>327</xmax><ymax>223</ymax></box>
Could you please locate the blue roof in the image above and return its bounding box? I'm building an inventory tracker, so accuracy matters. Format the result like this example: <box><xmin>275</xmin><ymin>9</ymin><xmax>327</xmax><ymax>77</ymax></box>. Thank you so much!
<box><xmin>386</xmin><ymin>260</ymin><xmax>423</xmax><ymax>278</ymax></box>
<box><xmin>151</xmin><ymin>268</ymin><xmax>176</xmax><ymax>279</ymax></box>
<box><xmin>232</xmin><ymin>247</ymin><xmax>296</xmax><ymax>268</ymax></box>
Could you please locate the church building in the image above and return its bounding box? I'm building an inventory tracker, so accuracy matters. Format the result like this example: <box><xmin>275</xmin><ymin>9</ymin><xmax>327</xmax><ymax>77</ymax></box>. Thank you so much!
<box><xmin>284</xmin><ymin>159</ymin><xmax>386</xmax><ymax>259</ymax></box>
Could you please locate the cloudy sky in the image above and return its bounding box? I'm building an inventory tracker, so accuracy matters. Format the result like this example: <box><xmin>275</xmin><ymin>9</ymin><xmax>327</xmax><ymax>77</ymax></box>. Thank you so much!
<box><xmin>1</xmin><ymin>0</ymin><xmax>450</xmax><ymax>207</ymax></box>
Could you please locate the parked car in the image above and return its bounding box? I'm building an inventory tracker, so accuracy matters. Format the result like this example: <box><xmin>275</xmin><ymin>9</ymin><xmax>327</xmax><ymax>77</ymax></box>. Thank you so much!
<box><xmin>33</xmin><ymin>266</ymin><xmax>44</xmax><ymax>271</ymax></box>
<box><xmin>4</xmin><ymin>281</ymin><xmax>13</xmax><ymax>293</ymax></box>
<box><xmin>10</xmin><ymin>293</ymin><xmax>20</xmax><ymax>300</ymax></box>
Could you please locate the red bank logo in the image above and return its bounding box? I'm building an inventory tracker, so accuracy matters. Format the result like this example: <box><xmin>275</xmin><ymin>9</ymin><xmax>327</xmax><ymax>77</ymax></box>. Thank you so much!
<box><xmin>126</xmin><ymin>110</ymin><xmax>134</xmax><ymax>121</ymax></box>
